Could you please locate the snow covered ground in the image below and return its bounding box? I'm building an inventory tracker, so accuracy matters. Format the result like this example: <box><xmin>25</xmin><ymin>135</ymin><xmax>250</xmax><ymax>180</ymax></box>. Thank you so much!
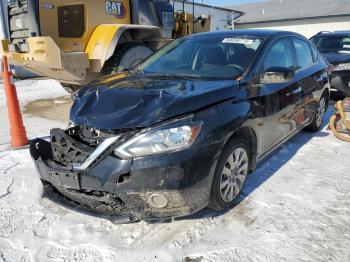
<box><xmin>0</xmin><ymin>80</ymin><xmax>349</xmax><ymax>262</ymax></box>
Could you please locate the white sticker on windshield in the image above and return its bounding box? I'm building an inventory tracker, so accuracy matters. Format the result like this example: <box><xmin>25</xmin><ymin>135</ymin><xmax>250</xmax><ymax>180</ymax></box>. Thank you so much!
<box><xmin>222</xmin><ymin>38</ymin><xmax>254</xmax><ymax>44</ymax></box>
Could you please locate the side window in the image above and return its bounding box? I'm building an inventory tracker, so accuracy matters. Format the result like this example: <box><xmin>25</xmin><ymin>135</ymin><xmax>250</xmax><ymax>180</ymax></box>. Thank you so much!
<box><xmin>293</xmin><ymin>39</ymin><xmax>314</xmax><ymax>70</ymax></box>
<box><xmin>261</xmin><ymin>39</ymin><xmax>294</xmax><ymax>72</ymax></box>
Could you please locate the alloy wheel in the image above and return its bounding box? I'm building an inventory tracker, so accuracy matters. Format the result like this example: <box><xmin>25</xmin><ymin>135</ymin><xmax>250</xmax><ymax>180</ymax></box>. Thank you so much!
<box><xmin>220</xmin><ymin>147</ymin><xmax>249</xmax><ymax>203</ymax></box>
<box><xmin>316</xmin><ymin>97</ymin><xmax>326</xmax><ymax>128</ymax></box>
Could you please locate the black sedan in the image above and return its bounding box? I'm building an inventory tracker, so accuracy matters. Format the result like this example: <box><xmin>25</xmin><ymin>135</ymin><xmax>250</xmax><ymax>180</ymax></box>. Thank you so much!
<box><xmin>311</xmin><ymin>31</ymin><xmax>350</xmax><ymax>96</ymax></box>
<box><xmin>30</xmin><ymin>30</ymin><xmax>330</xmax><ymax>221</ymax></box>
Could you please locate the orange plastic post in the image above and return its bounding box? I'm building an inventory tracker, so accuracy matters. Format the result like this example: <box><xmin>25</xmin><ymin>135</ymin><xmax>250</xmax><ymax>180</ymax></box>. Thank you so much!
<box><xmin>2</xmin><ymin>56</ymin><xmax>29</xmax><ymax>148</ymax></box>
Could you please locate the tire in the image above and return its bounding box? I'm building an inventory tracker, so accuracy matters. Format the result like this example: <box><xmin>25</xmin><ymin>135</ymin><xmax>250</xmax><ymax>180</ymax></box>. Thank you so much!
<box><xmin>305</xmin><ymin>94</ymin><xmax>328</xmax><ymax>132</ymax></box>
<box><xmin>209</xmin><ymin>139</ymin><xmax>250</xmax><ymax>211</ymax></box>
<box><xmin>102</xmin><ymin>43</ymin><xmax>154</xmax><ymax>75</ymax></box>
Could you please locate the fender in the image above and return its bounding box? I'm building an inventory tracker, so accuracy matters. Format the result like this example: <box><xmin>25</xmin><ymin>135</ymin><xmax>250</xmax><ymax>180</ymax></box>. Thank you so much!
<box><xmin>85</xmin><ymin>24</ymin><xmax>164</xmax><ymax>72</ymax></box>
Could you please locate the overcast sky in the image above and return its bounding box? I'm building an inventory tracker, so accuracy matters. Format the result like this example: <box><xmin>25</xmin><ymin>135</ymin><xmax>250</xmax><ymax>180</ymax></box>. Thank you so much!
<box><xmin>195</xmin><ymin>0</ymin><xmax>264</xmax><ymax>6</ymax></box>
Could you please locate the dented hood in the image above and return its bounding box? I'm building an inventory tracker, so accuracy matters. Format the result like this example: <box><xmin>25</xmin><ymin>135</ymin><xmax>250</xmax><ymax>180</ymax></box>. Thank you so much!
<box><xmin>70</xmin><ymin>75</ymin><xmax>240</xmax><ymax>129</ymax></box>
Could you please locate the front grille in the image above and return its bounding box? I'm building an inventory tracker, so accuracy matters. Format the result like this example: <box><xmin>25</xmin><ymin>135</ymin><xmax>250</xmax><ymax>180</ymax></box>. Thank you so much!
<box><xmin>49</xmin><ymin>126</ymin><xmax>131</xmax><ymax>169</ymax></box>
<box><xmin>58</xmin><ymin>5</ymin><xmax>85</xmax><ymax>38</ymax></box>
<box><xmin>50</xmin><ymin>128</ymin><xmax>93</xmax><ymax>168</ymax></box>
<box><xmin>7</xmin><ymin>0</ymin><xmax>39</xmax><ymax>52</ymax></box>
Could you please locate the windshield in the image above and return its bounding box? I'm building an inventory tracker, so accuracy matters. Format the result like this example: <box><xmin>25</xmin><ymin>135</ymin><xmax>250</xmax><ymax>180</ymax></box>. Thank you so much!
<box><xmin>134</xmin><ymin>35</ymin><xmax>263</xmax><ymax>80</ymax></box>
<box><xmin>312</xmin><ymin>35</ymin><xmax>350</xmax><ymax>53</ymax></box>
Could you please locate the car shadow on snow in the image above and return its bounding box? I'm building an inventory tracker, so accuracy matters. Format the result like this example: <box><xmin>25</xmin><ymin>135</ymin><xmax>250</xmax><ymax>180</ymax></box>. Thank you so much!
<box><xmin>176</xmin><ymin>105</ymin><xmax>334</xmax><ymax>222</ymax></box>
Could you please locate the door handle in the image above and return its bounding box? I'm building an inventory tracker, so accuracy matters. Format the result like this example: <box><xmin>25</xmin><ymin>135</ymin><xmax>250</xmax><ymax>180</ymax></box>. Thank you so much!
<box><xmin>292</xmin><ymin>87</ymin><xmax>302</xmax><ymax>94</ymax></box>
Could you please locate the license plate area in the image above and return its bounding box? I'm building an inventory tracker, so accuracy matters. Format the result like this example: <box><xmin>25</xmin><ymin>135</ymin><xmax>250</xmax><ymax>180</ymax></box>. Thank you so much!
<box><xmin>47</xmin><ymin>170</ymin><xmax>81</xmax><ymax>190</ymax></box>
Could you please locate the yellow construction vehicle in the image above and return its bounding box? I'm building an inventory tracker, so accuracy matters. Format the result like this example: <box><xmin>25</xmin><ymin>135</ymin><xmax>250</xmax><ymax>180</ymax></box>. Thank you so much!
<box><xmin>173</xmin><ymin>1</ymin><xmax>211</xmax><ymax>39</ymax></box>
<box><xmin>0</xmin><ymin>0</ymin><xmax>211</xmax><ymax>91</ymax></box>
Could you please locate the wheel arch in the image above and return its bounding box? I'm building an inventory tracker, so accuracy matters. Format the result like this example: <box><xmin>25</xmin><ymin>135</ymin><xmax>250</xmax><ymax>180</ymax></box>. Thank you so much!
<box><xmin>86</xmin><ymin>25</ymin><xmax>165</xmax><ymax>72</ymax></box>
<box><xmin>226</xmin><ymin>126</ymin><xmax>258</xmax><ymax>172</ymax></box>
<box><xmin>107</xmin><ymin>26</ymin><xmax>165</xmax><ymax>60</ymax></box>
<box><xmin>208</xmin><ymin>125</ymin><xmax>258</xmax><ymax>210</ymax></box>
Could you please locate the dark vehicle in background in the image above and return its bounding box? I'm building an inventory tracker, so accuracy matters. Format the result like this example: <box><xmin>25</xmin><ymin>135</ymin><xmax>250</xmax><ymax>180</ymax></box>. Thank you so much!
<box><xmin>311</xmin><ymin>31</ymin><xmax>350</xmax><ymax>96</ymax></box>
<box><xmin>30</xmin><ymin>30</ymin><xmax>330</xmax><ymax>221</ymax></box>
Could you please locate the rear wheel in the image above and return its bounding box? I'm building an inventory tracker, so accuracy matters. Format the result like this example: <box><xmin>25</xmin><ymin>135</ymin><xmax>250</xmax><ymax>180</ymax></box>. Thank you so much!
<box><xmin>306</xmin><ymin>95</ymin><xmax>327</xmax><ymax>132</ymax></box>
<box><xmin>209</xmin><ymin>139</ymin><xmax>250</xmax><ymax>211</ymax></box>
<box><xmin>102</xmin><ymin>43</ymin><xmax>154</xmax><ymax>75</ymax></box>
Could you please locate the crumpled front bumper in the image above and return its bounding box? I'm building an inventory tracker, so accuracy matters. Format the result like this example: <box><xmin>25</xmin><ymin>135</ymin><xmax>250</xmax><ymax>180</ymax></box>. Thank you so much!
<box><xmin>30</xmin><ymin>131</ymin><xmax>217</xmax><ymax>220</ymax></box>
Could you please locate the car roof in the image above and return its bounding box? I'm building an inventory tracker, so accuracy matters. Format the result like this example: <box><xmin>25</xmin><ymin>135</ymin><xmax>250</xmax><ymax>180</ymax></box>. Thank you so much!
<box><xmin>190</xmin><ymin>29</ymin><xmax>304</xmax><ymax>39</ymax></box>
<box><xmin>314</xmin><ymin>31</ymin><xmax>350</xmax><ymax>37</ymax></box>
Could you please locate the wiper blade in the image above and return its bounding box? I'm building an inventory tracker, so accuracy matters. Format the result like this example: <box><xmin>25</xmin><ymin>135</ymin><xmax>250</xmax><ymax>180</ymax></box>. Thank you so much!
<box><xmin>130</xmin><ymin>68</ymin><xmax>144</xmax><ymax>75</ymax></box>
<box><xmin>146</xmin><ymin>73</ymin><xmax>201</xmax><ymax>80</ymax></box>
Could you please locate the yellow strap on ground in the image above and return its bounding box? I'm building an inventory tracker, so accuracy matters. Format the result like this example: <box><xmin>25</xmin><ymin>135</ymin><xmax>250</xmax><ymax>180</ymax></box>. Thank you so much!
<box><xmin>329</xmin><ymin>100</ymin><xmax>350</xmax><ymax>142</ymax></box>
<box><xmin>337</xmin><ymin>100</ymin><xmax>350</xmax><ymax>131</ymax></box>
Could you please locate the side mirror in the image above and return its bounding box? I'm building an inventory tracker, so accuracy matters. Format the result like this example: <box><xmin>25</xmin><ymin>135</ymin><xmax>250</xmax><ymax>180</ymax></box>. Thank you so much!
<box><xmin>260</xmin><ymin>67</ymin><xmax>295</xmax><ymax>84</ymax></box>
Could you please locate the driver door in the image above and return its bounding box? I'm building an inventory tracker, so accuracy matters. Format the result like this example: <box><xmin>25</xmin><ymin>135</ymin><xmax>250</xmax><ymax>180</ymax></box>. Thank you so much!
<box><xmin>256</xmin><ymin>37</ymin><xmax>302</xmax><ymax>154</ymax></box>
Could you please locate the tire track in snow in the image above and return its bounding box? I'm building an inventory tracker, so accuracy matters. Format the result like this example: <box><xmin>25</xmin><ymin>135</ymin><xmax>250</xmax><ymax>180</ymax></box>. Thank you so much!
<box><xmin>0</xmin><ymin>238</ymin><xmax>33</xmax><ymax>262</ymax></box>
<box><xmin>2</xmin><ymin>162</ymin><xmax>19</xmax><ymax>175</ymax></box>
<box><xmin>122</xmin><ymin>212</ymin><xmax>224</xmax><ymax>249</ymax></box>
<box><xmin>0</xmin><ymin>178</ymin><xmax>15</xmax><ymax>200</ymax></box>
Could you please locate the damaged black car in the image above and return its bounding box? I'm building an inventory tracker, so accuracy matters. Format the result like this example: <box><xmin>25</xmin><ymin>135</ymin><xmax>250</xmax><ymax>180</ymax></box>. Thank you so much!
<box><xmin>30</xmin><ymin>30</ymin><xmax>330</xmax><ymax>221</ymax></box>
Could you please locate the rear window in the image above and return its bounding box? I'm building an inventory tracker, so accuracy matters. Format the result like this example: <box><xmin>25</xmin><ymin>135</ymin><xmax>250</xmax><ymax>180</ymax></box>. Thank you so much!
<box><xmin>312</xmin><ymin>35</ymin><xmax>350</xmax><ymax>53</ymax></box>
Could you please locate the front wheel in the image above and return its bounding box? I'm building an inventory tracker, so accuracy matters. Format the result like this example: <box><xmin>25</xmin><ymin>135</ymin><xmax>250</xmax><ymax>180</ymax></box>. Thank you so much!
<box><xmin>209</xmin><ymin>139</ymin><xmax>250</xmax><ymax>211</ymax></box>
<box><xmin>305</xmin><ymin>95</ymin><xmax>327</xmax><ymax>132</ymax></box>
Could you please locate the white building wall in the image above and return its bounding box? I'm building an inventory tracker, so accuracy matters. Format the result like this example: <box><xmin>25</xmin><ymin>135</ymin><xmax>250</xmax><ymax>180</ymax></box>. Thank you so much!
<box><xmin>173</xmin><ymin>1</ymin><xmax>235</xmax><ymax>31</ymax></box>
<box><xmin>0</xmin><ymin>12</ymin><xmax>3</xmax><ymax>38</ymax></box>
<box><xmin>236</xmin><ymin>16</ymin><xmax>350</xmax><ymax>38</ymax></box>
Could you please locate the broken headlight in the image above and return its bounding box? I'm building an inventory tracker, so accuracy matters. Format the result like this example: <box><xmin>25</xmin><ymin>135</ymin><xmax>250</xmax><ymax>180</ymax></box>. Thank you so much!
<box><xmin>115</xmin><ymin>118</ymin><xmax>202</xmax><ymax>158</ymax></box>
